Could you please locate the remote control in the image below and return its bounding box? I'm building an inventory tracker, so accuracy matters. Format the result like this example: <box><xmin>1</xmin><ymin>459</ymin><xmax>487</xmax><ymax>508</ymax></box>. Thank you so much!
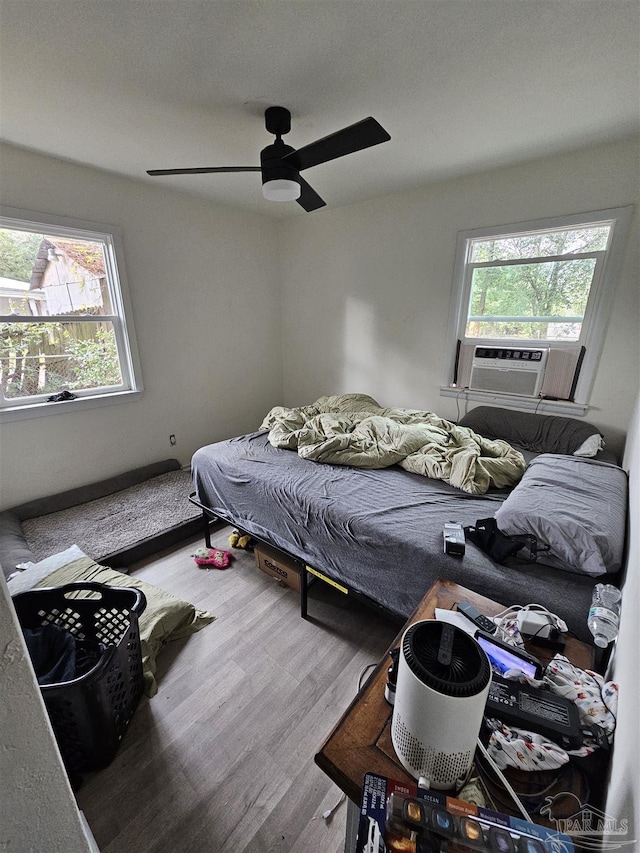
<box><xmin>443</xmin><ymin>521</ymin><xmax>465</xmax><ymax>556</ymax></box>
<box><xmin>457</xmin><ymin>600</ymin><xmax>497</xmax><ymax>634</ymax></box>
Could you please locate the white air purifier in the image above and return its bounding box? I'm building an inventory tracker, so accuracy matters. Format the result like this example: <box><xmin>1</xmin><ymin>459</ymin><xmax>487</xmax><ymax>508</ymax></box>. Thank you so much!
<box><xmin>391</xmin><ymin>620</ymin><xmax>492</xmax><ymax>790</ymax></box>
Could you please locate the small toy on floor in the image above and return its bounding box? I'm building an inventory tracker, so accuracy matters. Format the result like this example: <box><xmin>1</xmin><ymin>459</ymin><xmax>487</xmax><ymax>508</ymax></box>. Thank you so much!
<box><xmin>192</xmin><ymin>547</ymin><xmax>234</xmax><ymax>569</ymax></box>
<box><xmin>228</xmin><ymin>529</ymin><xmax>256</xmax><ymax>550</ymax></box>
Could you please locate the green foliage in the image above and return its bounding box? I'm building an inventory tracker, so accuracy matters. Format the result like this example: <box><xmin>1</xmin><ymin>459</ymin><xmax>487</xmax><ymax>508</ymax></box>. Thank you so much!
<box><xmin>64</xmin><ymin>327</ymin><xmax>122</xmax><ymax>389</ymax></box>
<box><xmin>0</xmin><ymin>321</ymin><xmax>121</xmax><ymax>398</ymax></box>
<box><xmin>0</xmin><ymin>323</ymin><xmax>49</xmax><ymax>398</ymax></box>
<box><xmin>471</xmin><ymin>227</ymin><xmax>609</xmax><ymax>263</ymax></box>
<box><xmin>0</xmin><ymin>230</ymin><xmax>43</xmax><ymax>282</ymax></box>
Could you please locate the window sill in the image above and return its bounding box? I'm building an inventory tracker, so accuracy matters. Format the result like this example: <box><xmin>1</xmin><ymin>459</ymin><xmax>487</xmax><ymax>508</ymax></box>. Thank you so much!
<box><xmin>0</xmin><ymin>389</ymin><xmax>143</xmax><ymax>423</ymax></box>
<box><xmin>439</xmin><ymin>385</ymin><xmax>588</xmax><ymax>417</ymax></box>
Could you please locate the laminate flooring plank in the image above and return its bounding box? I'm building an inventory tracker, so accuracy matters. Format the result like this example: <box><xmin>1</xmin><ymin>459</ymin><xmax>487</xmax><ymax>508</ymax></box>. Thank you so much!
<box><xmin>242</xmin><ymin>762</ymin><xmax>347</xmax><ymax>853</ymax></box>
<box><xmin>140</xmin><ymin>744</ymin><xmax>293</xmax><ymax>853</ymax></box>
<box><xmin>76</xmin><ymin>529</ymin><xmax>398</xmax><ymax>853</ymax></box>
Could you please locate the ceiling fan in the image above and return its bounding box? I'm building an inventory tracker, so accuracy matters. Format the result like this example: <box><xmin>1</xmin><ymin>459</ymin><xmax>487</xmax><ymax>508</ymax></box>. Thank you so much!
<box><xmin>147</xmin><ymin>106</ymin><xmax>391</xmax><ymax>212</ymax></box>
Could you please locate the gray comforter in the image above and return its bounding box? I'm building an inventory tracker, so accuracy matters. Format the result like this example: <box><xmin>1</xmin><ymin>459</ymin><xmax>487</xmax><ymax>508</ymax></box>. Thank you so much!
<box><xmin>261</xmin><ymin>394</ymin><xmax>525</xmax><ymax>495</ymax></box>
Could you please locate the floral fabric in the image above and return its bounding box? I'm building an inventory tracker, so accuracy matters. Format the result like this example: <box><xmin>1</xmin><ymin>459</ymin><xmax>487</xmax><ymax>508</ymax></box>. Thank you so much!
<box><xmin>486</xmin><ymin>654</ymin><xmax>617</xmax><ymax>771</ymax></box>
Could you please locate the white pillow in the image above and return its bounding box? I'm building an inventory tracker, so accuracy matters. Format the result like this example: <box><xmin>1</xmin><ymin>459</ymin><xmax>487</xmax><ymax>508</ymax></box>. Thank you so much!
<box><xmin>573</xmin><ymin>433</ymin><xmax>604</xmax><ymax>457</ymax></box>
<box><xmin>7</xmin><ymin>545</ymin><xmax>87</xmax><ymax>595</ymax></box>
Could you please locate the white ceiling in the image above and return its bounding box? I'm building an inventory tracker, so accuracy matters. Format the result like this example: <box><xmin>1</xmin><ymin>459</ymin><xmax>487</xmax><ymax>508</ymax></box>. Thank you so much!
<box><xmin>1</xmin><ymin>1</ymin><xmax>639</xmax><ymax>219</ymax></box>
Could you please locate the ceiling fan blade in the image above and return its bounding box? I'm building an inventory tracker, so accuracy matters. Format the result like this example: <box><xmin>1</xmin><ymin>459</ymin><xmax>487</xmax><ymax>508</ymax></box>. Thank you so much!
<box><xmin>283</xmin><ymin>117</ymin><xmax>390</xmax><ymax>172</ymax></box>
<box><xmin>147</xmin><ymin>166</ymin><xmax>261</xmax><ymax>176</ymax></box>
<box><xmin>297</xmin><ymin>177</ymin><xmax>326</xmax><ymax>213</ymax></box>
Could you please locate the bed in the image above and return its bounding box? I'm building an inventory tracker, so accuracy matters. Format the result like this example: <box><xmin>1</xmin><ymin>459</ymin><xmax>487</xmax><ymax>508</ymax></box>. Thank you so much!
<box><xmin>191</xmin><ymin>396</ymin><xmax>627</xmax><ymax>643</ymax></box>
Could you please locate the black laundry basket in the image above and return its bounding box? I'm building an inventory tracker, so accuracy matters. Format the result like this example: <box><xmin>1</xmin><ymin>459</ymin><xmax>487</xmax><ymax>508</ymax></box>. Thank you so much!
<box><xmin>13</xmin><ymin>581</ymin><xmax>146</xmax><ymax>774</ymax></box>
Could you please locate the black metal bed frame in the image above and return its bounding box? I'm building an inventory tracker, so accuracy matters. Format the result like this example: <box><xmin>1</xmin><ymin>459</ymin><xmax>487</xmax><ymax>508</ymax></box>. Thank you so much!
<box><xmin>188</xmin><ymin>493</ymin><xmax>401</xmax><ymax>625</ymax></box>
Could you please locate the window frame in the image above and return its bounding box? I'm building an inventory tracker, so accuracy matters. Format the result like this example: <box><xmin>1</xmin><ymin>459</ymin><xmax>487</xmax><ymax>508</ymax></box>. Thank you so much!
<box><xmin>0</xmin><ymin>206</ymin><xmax>143</xmax><ymax>422</ymax></box>
<box><xmin>441</xmin><ymin>206</ymin><xmax>633</xmax><ymax>414</ymax></box>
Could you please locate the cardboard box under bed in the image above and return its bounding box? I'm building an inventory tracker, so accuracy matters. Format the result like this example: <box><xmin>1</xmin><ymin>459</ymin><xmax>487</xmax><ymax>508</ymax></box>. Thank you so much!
<box><xmin>255</xmin><ymin>543</ymin><xmax>301</xmax><ymax>591</ymax></box>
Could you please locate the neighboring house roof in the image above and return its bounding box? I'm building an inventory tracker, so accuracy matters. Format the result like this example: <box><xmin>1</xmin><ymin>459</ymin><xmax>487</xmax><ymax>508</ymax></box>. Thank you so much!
<box><xmin>29</xmin><ymin>238</ymin><xmax>105</xmax><ymax>290</ymax></box>
<box><xmin>49</xmin><ymin>238</ymin><xmax>104</xmax><ymax>276</ymax></box>
<box><xmin>0</xmin><ymin>277</ymin><xmax>45</xmax><ymax>316</ymax></box>
<box><xmin>0</xmin><ymin>277</ymin><xmax>44</xmax><ymax>302</ymax></box>
<box><xmin>0</xmin><ymin>277</ymin><xmax>30</xmax><ymax>291</ymax></box>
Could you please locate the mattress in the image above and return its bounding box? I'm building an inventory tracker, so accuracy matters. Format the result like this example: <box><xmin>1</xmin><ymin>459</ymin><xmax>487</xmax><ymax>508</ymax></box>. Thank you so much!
<box><xmin>191</xmin><ymin>431</ymin><xmax>597</xmax><ymax>641</ymax></box>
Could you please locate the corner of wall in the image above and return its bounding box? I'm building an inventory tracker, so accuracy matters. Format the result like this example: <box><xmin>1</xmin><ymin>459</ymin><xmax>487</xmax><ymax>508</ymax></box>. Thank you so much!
<box><xmin>0</xmin><ymin>575</ymin><xmax>92</xmax><ymax>852</ymax></box>
<box><xmin>603</xmin><ymin>390</ymin><xmax>639</xmax><ymax>845</ymax></box>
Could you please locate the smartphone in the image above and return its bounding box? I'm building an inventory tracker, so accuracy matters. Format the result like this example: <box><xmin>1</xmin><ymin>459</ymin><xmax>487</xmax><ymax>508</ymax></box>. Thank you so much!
<box><xmin>475</xmin><ymin>630</ymin><xmax>543</xmax><ymax>680</ymax></box>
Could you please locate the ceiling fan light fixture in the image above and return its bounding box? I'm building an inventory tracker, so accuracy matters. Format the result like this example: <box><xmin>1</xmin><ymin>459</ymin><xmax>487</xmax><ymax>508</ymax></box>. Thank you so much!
<box><xmin>262</xmin><ymin>177</ymin><xmax>301</xmax><ymax>202</ymax></box>
<box><xmin>147</xmin><ymin>106</ymin><xmax>389</xmax><ymax>213</ymax></box>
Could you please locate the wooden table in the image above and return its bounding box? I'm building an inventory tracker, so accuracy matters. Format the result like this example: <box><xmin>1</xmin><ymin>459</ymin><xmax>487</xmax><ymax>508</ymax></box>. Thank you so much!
<box><xmin>315</xmin><ymin>577</ymin><xmax>595</xmax><ymax>807</ymax></box>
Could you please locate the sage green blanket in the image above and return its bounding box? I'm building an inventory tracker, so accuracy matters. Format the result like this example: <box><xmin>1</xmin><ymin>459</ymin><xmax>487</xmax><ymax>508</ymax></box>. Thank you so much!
<box><xmin>261</xmin><ymin>394</ymin><xmax>525</xmax><ymax>495</ymax></box>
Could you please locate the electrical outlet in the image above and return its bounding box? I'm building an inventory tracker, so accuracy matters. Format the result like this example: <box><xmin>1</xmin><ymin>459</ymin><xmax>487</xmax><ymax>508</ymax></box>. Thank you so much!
<box><xmin>169</xmin><ymin>434</ymin><xmax>177</xmax><ymax>446</ymax></box>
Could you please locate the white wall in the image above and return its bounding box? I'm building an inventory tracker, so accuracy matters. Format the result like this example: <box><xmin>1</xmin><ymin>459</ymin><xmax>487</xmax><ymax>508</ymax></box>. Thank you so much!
<box><xmin>0</xmin><ymin>574</ymin><xmax>93</xmax><ymax>852</ymax></box>
<box><xmin>605</xmin><ymin>391</ymin><xmax>640</xmax><ymax>846</ymax></box>
<box><xmin>0</xmin><ymin>143</ymin><xmax>282</xmax><ymax>509</ymax></box>
<box><xmin>279</xmin><ymin>138</ymin><xmax>639</xmax><ymax>460</ymax></box>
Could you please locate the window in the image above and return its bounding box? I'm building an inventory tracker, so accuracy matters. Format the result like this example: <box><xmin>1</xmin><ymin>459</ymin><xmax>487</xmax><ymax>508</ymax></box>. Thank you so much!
<box><xmin>0</xmin><ymin>207</ymin><xmax>142</xmax><ymax>421</ymax></box>
<box><xmin>443</xmin><ymin>207</ymin><xmax>632</xmax><ymax>412</ymax></box>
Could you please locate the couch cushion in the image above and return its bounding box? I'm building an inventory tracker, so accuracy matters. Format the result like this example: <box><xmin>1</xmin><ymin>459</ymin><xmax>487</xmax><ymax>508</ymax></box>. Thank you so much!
<box><xmin>458</xmin><ymin>406</ymin><xmax>602</xmax><ymax>456</ymax></box>
<box><xmin>11</xmin><ymin>459</ymin><xmax>181</xmax><ymax>520</ymax></box>
<box><xmin>0</xmin><ymin>512</ymin><xmax>34</xmax><ymax>579</ymax></box>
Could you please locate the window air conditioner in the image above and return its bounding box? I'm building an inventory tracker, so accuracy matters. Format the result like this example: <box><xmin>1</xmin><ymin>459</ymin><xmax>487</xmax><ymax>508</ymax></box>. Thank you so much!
<box><xmin>469</xmin><ymin>346</ymin><xmax>549</xmax><ymax>397</ymax></box>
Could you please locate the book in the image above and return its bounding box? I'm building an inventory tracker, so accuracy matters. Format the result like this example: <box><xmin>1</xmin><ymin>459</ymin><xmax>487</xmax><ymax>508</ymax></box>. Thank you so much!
<box><xmin>355</xmin><ymin>772</ymin><xmax>575</xmax><ymax>853</ymax></box>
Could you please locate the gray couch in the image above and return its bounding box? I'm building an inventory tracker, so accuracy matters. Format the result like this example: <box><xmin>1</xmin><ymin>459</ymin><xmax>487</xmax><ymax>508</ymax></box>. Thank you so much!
<box><xmin>0</xmin><ymin>459</ymin><xmax>204</xmax><ymax>579</ymax></box>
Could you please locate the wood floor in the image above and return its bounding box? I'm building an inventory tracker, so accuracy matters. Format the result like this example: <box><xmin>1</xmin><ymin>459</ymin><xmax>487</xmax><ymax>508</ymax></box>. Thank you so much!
<box><xmin>76</xmin><ymin>526</ymin><xmax>401</xmax><ymax>853</ymax></box>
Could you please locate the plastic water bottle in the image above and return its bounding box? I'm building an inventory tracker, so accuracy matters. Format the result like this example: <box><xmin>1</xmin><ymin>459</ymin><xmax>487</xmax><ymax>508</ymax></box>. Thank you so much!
<box><xmin>587</xmin><ymin>583</ymin><xmax>622</xmax><ymax>648</ymax></box>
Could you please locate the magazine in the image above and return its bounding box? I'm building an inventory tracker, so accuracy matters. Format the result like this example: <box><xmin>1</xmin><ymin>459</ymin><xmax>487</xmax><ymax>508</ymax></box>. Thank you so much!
<box><xmin>355</xmin><ymin>772</ymin><xmax>575</xmax><ymax>853</ymax></box>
